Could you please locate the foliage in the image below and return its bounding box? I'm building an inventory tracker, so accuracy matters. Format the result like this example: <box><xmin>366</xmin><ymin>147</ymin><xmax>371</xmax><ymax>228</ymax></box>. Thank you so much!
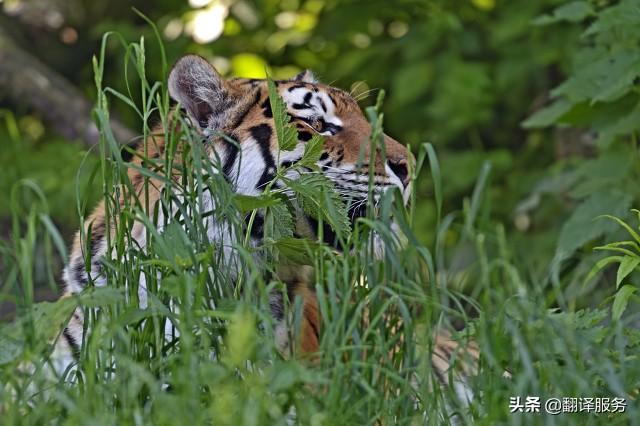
<box><xmin>587</xmin><ymin>211</ymin><xmax>640</xmax><ymax>320</ymax></box>
<box><xmin>517</xmin><ymin>0</ymin><xmax>640</xmax><ymax>314</ymax></box>
<box><xmin>0</xmin><ymin>113</ymin><xmax>100</xmax><ymax>230</ymax></box>
<box><xmin>267</xmin><ymin>77</ymin><xmax>299</xmax><ymax>152</ymax></box>
<box><xmin>1</xmin><ymin>0</ymin><xmax>640</xmax><ymax>423</ymax></box>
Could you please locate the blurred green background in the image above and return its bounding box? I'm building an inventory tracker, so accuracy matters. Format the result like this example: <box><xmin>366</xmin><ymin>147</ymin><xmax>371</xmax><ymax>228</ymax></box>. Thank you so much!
<box><xmin>1</xmin><ymin>0</ymin><xmax>639</xmax><ymax>313</ymax></box>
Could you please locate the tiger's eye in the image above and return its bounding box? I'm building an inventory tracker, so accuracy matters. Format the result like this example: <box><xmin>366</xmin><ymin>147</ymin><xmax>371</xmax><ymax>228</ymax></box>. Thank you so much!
<box><xmin>312</xmin><ymin>119</ymin><xmax>323</xmax><ymax>132</ymax></box>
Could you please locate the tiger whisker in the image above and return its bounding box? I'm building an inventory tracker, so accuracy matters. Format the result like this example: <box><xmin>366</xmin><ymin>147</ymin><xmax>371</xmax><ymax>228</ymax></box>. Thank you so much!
<box><xmin>354</xmin><ymin>88</ymin><xmax>379</xmax><ymax>102</ymax></box>
<box><xmin>349</xmin><ymin>81</ymin><xmax>365</xmax><ymax>97</ymax></box>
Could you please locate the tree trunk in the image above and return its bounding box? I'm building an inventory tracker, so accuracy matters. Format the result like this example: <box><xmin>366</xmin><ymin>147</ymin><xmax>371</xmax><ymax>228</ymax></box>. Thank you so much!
<box><xmin>0</xmin><ymin>26</ymin><xmax>135</xmax><ymax>148</ymax></box>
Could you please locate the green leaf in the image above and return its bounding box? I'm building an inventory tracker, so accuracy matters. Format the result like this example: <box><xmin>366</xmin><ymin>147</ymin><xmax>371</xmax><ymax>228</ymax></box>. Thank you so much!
<box><xmin>425</xmin><ymin>143</ymin><xmax>442</xmax><ymax>225</ymax></box>
<box><xmin>75</xmin><ymin>287</ymin><xmax>126</xmax><ymax>307</ymax></box>
<box><xmin>612</xmin><ymin>285</ymin><xmax>637</xmax><ymax>321</ymax></box>
<box><xmin>595</xmin><ymin>241</ymin><xmax>640</xmax><ymax>255</ymax></box>
<box><xmin>465</xmin><ymin>161</ymin><xmax>491</xmax><ymax>234</ymax></box>
<box><xmin>157</xmin><ymin>222</ymin><xmax>193</xmax><ymax>261</ymax></box>
<box><xmin>522</xmin><ymin>99</ymin><xmax>572</xmax><ymax>128</ymax></box>
<box><xmin>552</xmin><ymin>50</ymin><xmax>640</xmax><ymax>104</ymax></box>
<box><xmin>234</xmin><ymin>193</ymin><xmax>281</xmax><ymax>213</ymax></box>
<box><xmin>597</xmin><ymin>102</ymin><xmax>640</xmax><ymax>147</ymax></box>
<box><xmin>284</xmin><ymin>174</ymin><xmax>351</xmax><ymax>242</ymax></box>
<box><xmin>264</xmin><ymin>202</ymin><xmax>294</xmax><ymax>241</ymax></box>
<box><xmin>532</xmin><ymin>1</ymin><xmax>594</xmax><ymax>26</ymax></box>
<box><xmin>616</xmin><ymin>256</ymin><xmax>640</xmax><ymax>288</ymax></box>
<box><xmin>584</xmin><ymin>0</ymin><xmax>640</xmax><ymax>37</ymax></box>
<box><xmin>597</xmin><ymin>213</ymin><xmax>640</xmax><ymax>245</ymax></box>
<box><xmin>223</xmin><ymin>308</ymin><xmax>256</xmax><ymax>367</ymax></box>
<box><xmin>569</xmin><ymin>149</ymin><xmax>634</xmax><ymax>197</ymax></box>
<box><xmin>273</xmin><ymin>237</ymin><xmax>322</xmax><ymax>265</ymax></box>
<box><xmin>584</xmin><ymin>255</ymin><xmax>624</xmax><ymax>284</ymax></box>
<box><xmin>267</xmin><ymin>78</ymin><xmax>298</xmax><ymax>152</ymax></box>
<box><xmin>298</xmin><ymin>133</ymin><xmax>325</xmax><ymax>169</ymax></box>
<box><xmin>39</xmin><ymin>213</ymin><xmax>69</xmax><ymax>263</ymax></box>
<box><xmin>556</xmin><ymin>190</ymin><xmax>632</xmax><ymax>261</ymax></box>
<box><xmin>0</xmin><ymin>327</ymin><xmax>24</xmax><ymax>365</ymax></box>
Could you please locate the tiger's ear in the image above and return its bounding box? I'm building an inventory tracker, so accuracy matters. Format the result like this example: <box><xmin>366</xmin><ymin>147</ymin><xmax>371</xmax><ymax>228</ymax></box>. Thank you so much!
<box><xmin>292</xmin><ymin>69</ymin><xmax>317</xmax><ymax>84</ymax></box>
<box><xmin>168</xmin><ymin>55</ymin><xmax>235</xmax><ymax>130</ymax></box>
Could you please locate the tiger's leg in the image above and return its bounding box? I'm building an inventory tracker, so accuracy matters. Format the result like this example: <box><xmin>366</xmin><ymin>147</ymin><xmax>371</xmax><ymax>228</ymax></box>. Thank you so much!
<box><xmin>292</xmin><ymin>283</ymin><xmax>320</xmax><ymax>354</ymax></box>
<box><xmin>271</xmin><ymin>282</ymin><xmax>320</xmax><ymax>356</ymax></box>
<box><xmin>430</xmin><ymin>332</ymin><xmax>480</xmax><ymax>405</ymax></box>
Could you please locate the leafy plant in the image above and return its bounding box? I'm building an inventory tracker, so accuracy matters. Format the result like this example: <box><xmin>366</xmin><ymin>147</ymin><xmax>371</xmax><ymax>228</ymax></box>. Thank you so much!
<box><xmin>517</xmin><ymin>0</ymin><xmax>640</xmax><ymax>305</ymax></box>
<box><xmin>587</xmin><ymin>210</ymin><xmax>640</xmax><ymax>320</ymax></box>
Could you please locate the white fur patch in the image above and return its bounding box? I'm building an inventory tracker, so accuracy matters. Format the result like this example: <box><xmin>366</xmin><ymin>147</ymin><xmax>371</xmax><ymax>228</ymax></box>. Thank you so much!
<box><xmin>281</xmin><ymin>88</ymin><xmax>343</xmax><ymax>132</ymax></box>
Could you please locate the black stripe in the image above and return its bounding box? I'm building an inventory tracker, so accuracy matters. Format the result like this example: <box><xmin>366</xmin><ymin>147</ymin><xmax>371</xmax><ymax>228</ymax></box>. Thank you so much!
<box><xmin>327</xmin><ymin>93</ymin><xmax>337</xmax><ymax>107</ymax></box>
<box><xmin>439</xmin><ymin>345</ymin><xmax>453</xmax><ymax>363</ymax></box>
<box><xmin>292</xmin><ymin>103</ymin><xmax>311</xmax><ymax>110</ymax></box>
<box><xmin>288</xmin><ymin>84</ymin><xmax>306</xmax><ymax>92</ymax></box>
<box><xmin>317</xmin><ymin>118</ymin><xmax>342</xmax><ymax>135</ymax></box>
<box><xmin>326</xmin><ymin>123</ymin><xmax>342</xmax><ymax>134</ymax></box>
<box><xmin>432</xmin><ymin>363</ymin><xmax>447</xmax><ymax>385</ymax></box>
<box><xmin>250</xmin><ymin>124</ymin><xmax>273</xmax><ymax>147</ymax></box>
<box><xmin>250</xmin><ymin>124</ymin><xmax>276</xmax><ymax>189</ymax></box>
<box><xmin>347</xmin><ymin>204</ymin><xmax>368</xmax><ymax>224</ymax></box>
<box><xmin>92</xmin><ymin>259</ymin><xmax>102</xmax><ymax>271</ymax></box>
<box><xmin>306</xmin><ymin>215</ymin><xmax>340</xmax><ymax>249</ymax></box>
<box><xmin>269</xmin><ymin>291</ymin><xmax>285</xmax><ymax>321</ymax></box>
<box><xmin>319</xmin><ymin>98</ymin><xmax>327</xmax><ymax>113</ymax></box>
<box><xmin>285</xmin><ymin>282</ymin><xmax>297</xmax><ymax>307</ymax></box>
<box><xmin>245</xmin><ymin>212</ymin><xmax>264</xmax><ymax>239</ymax></box>
<box><xmin>261</xmin><ymin>97</ymin><xmax>273</xmax><ymax>118</ymax></box>
<box><xmin>63</xmin><ymin>328</ymin><xmax>81</xmax><ymax>359</ymax></box>
<box><xmin>257</xmin><ymin>171</ymin><xmax>276</xmax><ymax>189</ymax></box>
<box><xmin>336</xmin><ymin>177</ymin><xmax>396</xmax><ymax>187</ymax></box>
<box><xmin>120</xmin><ymin>139</ymin><xmax>141</xmax><ymax>162</ymax></box>
<box><xmin>298</xmin><ymin>130</ymin><xmax>312</xmax><ymax>141</ymax></box>
<box><xmin>292</xmin><ymin>92</ymin><xmax>314</xmax><ymax>110</ymax></box>
<box><xmin>222</xmin><ymin>134</ymin><xmax>240</xmax><ymax>178</ymax></box>
<box><xmin>73</xmin><ymin>259</ymin><xmax>88</xmax><ymax>286</ymax></box>
<box><xmin>280</xmin><ymin>158</ymin><xmax>301</xmax><ymax>169</ymax></box>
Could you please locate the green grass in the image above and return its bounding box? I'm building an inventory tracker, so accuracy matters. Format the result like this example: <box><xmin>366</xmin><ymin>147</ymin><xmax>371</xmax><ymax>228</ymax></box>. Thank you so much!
<box><xmin>1</xmin><ymin>28</ymin><xmax>639</xmax><ymax>426</ymax></box>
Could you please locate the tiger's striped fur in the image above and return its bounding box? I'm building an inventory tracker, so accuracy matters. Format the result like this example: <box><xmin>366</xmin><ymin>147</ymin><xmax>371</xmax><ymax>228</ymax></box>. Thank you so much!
<box><xmin>54</xmin><ymin>55</ymin><xmax>478</xmax><ymax>399</ymax></box>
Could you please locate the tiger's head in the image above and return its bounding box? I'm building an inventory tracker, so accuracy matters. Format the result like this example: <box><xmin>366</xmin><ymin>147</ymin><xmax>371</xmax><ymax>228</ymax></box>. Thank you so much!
<box><xmin>168</xmin><ymin>55</ymin><xmax>410</xmax><ymax>245</ymax></box>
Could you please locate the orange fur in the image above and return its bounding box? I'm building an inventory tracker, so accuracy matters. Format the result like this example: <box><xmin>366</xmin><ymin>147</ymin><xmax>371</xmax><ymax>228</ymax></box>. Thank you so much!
<box><xmin>292</xmin><ymin>284</ymin><xmax>320</xmax><ymax>354</ymax></box>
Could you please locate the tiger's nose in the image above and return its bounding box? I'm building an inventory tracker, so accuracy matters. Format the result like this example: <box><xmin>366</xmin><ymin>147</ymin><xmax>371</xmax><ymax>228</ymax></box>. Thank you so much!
<box><xmin>387</xmin><ymin>158</ymin><xmax>410</xmax><ymax>188</ymax></box>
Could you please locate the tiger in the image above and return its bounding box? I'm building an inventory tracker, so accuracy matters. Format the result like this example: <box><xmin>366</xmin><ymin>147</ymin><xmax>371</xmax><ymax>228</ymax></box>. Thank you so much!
<box><xmin>51</xmin><ymin>55</ymin><xmax>479</xmax><ymax>402</ymax></box>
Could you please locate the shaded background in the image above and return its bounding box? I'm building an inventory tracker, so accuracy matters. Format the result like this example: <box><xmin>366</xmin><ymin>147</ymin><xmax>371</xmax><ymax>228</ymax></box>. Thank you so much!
<box><xmin>1</xmin><ymin>0</ymin><xmax>638</xmax><ymax>315</ymax></box>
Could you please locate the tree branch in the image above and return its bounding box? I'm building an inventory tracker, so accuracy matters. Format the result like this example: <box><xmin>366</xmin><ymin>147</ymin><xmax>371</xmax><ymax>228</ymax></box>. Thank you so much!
<box><xmin>0</xmin><ymin>26</ymin><xmax>135</xmax><ymax>148</ymax></box>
